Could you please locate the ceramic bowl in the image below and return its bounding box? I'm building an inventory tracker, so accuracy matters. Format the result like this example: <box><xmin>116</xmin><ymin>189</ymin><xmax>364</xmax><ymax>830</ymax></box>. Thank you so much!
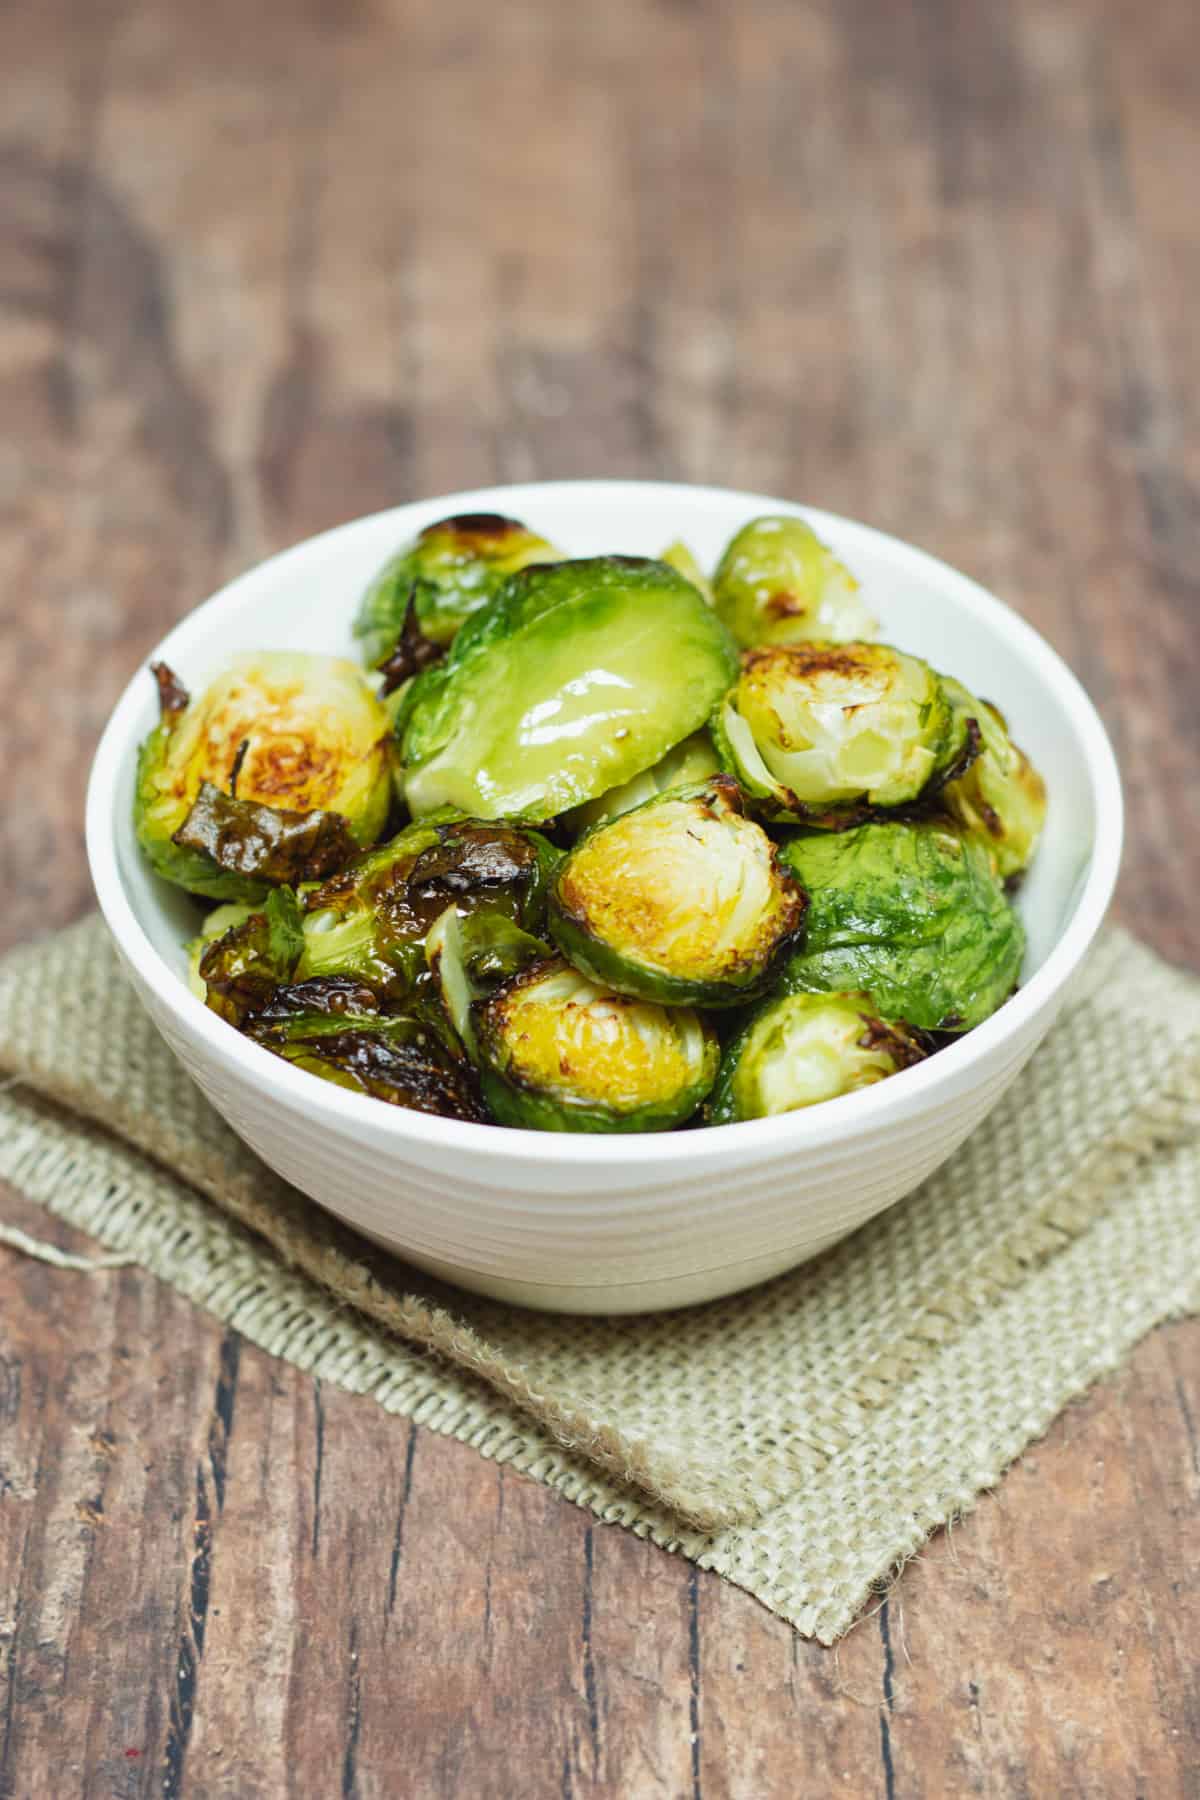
<box><xmin>86</xmin><ymin>481</ymin><xmax>1123</xmax><ymax>1313</ymax></box>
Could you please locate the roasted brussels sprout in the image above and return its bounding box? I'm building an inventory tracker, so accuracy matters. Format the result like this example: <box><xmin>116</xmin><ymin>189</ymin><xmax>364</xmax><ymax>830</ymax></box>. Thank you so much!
<box><xmin>708</xmin><ymin>990</ymin><xmax>927</xmax><ymax>1123</ymax></box>
<box><xmin>714</xmin><ymin>642</ymin><xmax>967</xmax><ymax>825</ymax></box>
<box><xmin>296</xmin><ymin>818</ymin><xmax>559</xmax><ymax>998</ymax></box>
<box><xmin>425</xmin><ymin>906</ymin><xmax>550</xmax><ymax>1062</ymax></box>
<box><xmin>474</xmin><ymin>958</ymin><xmax>719</xmax><ymax>1133</ymax></box>
<box><xmin>549</xmin><ymin>776</ymin><xmax>807</xmax><ymax>1006</ymax></box>
<box><xmin>781</xmin><ymin>818</ymin><xmax>1024</xmax><ymax>1031</ymax></box>
<box><xmin>244</xmin><ymin>982</ymin><xmax>486</xmax><ymax>1122</ymax></box>
<box><xmin>187</xmin><ymin>902</ymin><xmax>257</xmax><ymax>999</ymax></box>
<box><xmin>355</xmin><ymin>512</ymin><xmax>561</xmax><ymax>663</ymax></box>
<box><xmin>401</xmin><ymin>557</ymin><xmax>738</xmax><ymax>822</ymax></box>
<box><xmin>195</xmin><ymin>886</ymin><xmax>305</xmax><ymax>1026</ymax></box>
<box><xmin>940</xmin><ymin>679</ymin><xmax>1047</xmax><ymax>881</ymax></box>
<box><xmin>712</xmin><ymin>516</ymin><xmax>875</xmax><ymax>648</ymax></box>
<box><xmin>135</xmin><ymin>653</ymin><xmax>392</xmax><ymax>902</ymax></box>
<box><xmin>660</xmin><ymin>540</ymin><xmax>715</xmax><ymax>605</ymax></box>
<box><xmin>565</xmin><ymin>731</ymin><xmax>721</xmax><ymax>836</ymax></box>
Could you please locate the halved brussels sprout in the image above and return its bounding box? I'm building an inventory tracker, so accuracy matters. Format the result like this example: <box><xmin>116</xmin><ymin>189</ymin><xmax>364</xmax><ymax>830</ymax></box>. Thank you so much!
<box><xmin>565</xmin><ymin>731</ymin><xmax>721</xmax><ymax>836</ymax></box>
<box><xmin>474</xmin><ymin>958</ymin><xmax>719</xmax><ymax>1133</ymax></box>
<box><xmin>713</xmin><ymin>516</ymin><xmax>875</xmax><ymax>648</ymax></box>
<box><xmin>244</xmin><ymin>984</ymin><xmax>486</xmax><ymax>1122</ymax></box>
<box><xmin>296</xmin><ymin>818</ymin><xmax>559</xmax><ymax>998</ymax></box>
<box><xmin>940</xmin><ymin>678</ymin><xmax>1047</xmax><ymax>881</ymax></box>
<box><xmin>135</xmin><ymin>653</ymin><xmax>392</xmax><ymax>902</ymax></box>
<box><xmin>660</xmin><ymin>540</ymin><xmax>715</xmax><ymax>605</ymax></box>
<box><xmin>781</xmin><ymin>818</ymin><xmax>1024</xmax><ymax>1031</ymax></box>
<box><xmin>400</xmin><ymin>557</ymin><xmax>738</xmax><ymax>822</ymax></box>
<box><xmin>425</xmin><ymin>906</ymin><xmax>550</xmax><ymax>1063</ymax></box>
<box><xmin>354</xmin><ymin>512</ymin><xmax>561</xmax><ymax>662</ymax></box>
<box><xmin>714</xmin><ymin>642</ymin><xmax>966</xmax><ymax>825</ymax></box>
<box><xmin>708</xmin><ymin>990</ymin><xmax>926</xmax><ymax>1122</ymax></box>
<box><xmin>549</xmin><ymin>776</ymin><xmax>807</xmax><ymax>1006</ymax></box>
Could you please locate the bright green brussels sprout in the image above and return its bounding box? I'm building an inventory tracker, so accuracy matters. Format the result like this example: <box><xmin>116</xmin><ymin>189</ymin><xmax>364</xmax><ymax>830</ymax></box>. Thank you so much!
<box><xmin>400</xmin><ymin>556</ymin><xmax>738</xmax><ymax>822</ymax></box>
<box><xmin>473</xmin><ymin>957</ymin><xmax>719</xmax><ymax>1133</ymax></box>
<box><xmin>243</xmin><ymin>981</ymin><xmax>486</xmax><ymax>1122</ymax></box>
<box><xmin>940</xmin><ymin>679</ymin><xmax>1047</xmax><ymax>881</ymax></box>
<box><xmin>714</xmin><ymin>642</ymin><xmax>967</xmax><ymax>825</ymax></box>
<box><xmin>135</xmin><ymin>654</ymin><xmax>392</xmax><ymax>902</ymax></box>
<box><xmin>660</xmin><ymin>540</ymin><xmax>715</xmax><ymax>605</ymax></box>
<box><xmin>780</xmin><ymin>818</ymin><xmax>1025</xmax><ymax>1031</ymax></box>
<box><xmin>708</xmin><ymin>990</ymin><xmax>927</xmax><ymax>1122</ymax></box>
<box><xmin>548</xmin><ymin>776</ymin><xmax>807</xmax><ymax>1006</ymax></box>
<box><xmin>712</xmin><ymin>516</ymin><xmax>875</xmax><ymax>648</ymax></box>
<box><xmin>565</xmin><ymin>731</ymin><xmax>721</xmax><ymax>836</ymax></box>
<box><xmin>296</xmin><ymin>818</ymin><xmax>560</xmax><ymax>999</ymax></box>
<box><xmin>354</xmin><ymin>512</ymin><xmax>561</xmax><ymax>662</ymax></box>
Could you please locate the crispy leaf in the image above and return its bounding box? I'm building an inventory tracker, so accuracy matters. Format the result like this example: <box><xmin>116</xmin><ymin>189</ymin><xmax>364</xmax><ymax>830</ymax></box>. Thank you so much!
<box><xmin>377</xmin><ymin>590</ymin><xmax>446</xmax><ymax>695</ymax></box>
<box><xmin>150</xmin><ymin>660</ymin><xmax>190</xmax><ymax>720</ymax></box>
<box><xmin>174</xmin><ymin>781</ymin><xmax>358</xmax><ymax>885</ymax></box>
<box><xmin>197</xmin><ymin>885</ymin><xmax>304</xmax><ymax>1025</ymax></box>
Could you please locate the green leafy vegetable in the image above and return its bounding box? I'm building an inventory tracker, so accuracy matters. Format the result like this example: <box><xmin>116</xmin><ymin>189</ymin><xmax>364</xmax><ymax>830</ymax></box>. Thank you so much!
<box><xmin>714</xmin><ymin>641</ymin><xmax>969</xmax><ymax>825</ymax></box>
<box><xmin>135</xmin><ymin>652</ymin><xmax>392</xmax><ymax>902</ymax></box>
<box><xmin>196</xmin><ymin>886</ymin><xmax>306</xmax><ymax>1026</ymax></box>
<box><xmin>708</xmin><ymin>989</ymin><xmax>926</xmax><ymax>1122</ymax></box>
<box><xmin>713</xmin><ymin>515</ymin><xmax>875</xmax><ymax>648</ymax></box>
<box><xmin>474</xmin><ymin>957</ymin><xmax>719</xmax><ymax>1133</ymax></box>
<box><xmin>400</xmin><ymin>556</ymin><xmax>738</xmax><ymax>822</ymax></box>
<box><xmin>564</xmin><ymin>732</ymin><xmax>721</xmax><ymax>837</ymax></box>
<box><xmin>780</xmin><ymin>818</ymin><xmax>1024</xmax><ymax>1031</ymax></box>
<box><xmin>940</xmin><ymin>678</ymin><xmax>1047</xmax><ymax>881</ymax></box>
<box><xmin>355</xmin><ymin>512</ymin><xmax>561</xmax><ymax>660</ymax></box>
<box><xmin>549</xmin><ymin>776</ymin><xmax>807</xmax><ymax>1006</ymax></box>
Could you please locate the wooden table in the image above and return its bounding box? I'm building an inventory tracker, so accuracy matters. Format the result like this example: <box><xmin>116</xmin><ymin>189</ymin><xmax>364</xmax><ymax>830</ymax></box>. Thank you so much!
<box><xmin>2</xmin><ymin>0</ymin><xmax>1198</xmax><ymax>1792</ymax></box>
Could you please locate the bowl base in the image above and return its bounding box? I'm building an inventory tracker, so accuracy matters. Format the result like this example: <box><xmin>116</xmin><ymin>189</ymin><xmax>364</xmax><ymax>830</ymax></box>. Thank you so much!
<box><xmin>360</xmin><ymin>1229</ymin><xmax>850</xmax><ymax>1315</ymax></box>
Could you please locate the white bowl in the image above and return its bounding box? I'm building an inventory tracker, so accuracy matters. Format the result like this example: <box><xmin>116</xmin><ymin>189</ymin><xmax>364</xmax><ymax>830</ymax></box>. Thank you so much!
<box><xmin>86</xmin><ymin>482</ymin><xmax>1123</xmax><ymax>1313</ymax></box>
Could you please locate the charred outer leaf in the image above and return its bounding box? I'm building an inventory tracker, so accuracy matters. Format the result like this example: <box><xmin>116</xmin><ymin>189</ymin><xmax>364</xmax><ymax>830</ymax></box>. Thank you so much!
<box><xmin>174</xmin><ymin>782</ymin><xmax>360</xmax><ymax>885</ymax></box>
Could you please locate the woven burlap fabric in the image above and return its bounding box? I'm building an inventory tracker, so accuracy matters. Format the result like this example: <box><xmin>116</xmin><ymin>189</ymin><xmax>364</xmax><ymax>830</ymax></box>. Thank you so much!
<box><xmin>1</xmin><ymin>919</ymin><xmax>1198</xmax><ymax>1641</ymax></box>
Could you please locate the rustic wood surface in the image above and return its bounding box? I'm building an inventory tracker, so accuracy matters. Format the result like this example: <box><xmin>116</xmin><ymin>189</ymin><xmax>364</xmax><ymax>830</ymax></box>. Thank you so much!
<box><xmin>1</xmin><ymin>0</ymin><xmax>1198</xmax><ymax>1793</ymax></box>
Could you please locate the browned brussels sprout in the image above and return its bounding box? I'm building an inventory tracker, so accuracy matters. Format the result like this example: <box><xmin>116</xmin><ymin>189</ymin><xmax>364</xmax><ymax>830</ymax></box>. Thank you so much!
<box><xmin>195</xmin><ymin>886</ymin><xmax>305</xmax><ymax>1026</ymax></box>
<box><xmin>426</xmin><ymin>910</ymin><xmax>718</xmax><ymax>1131</ymax></box>
<box><xmin>548</xmin><ymin>776</ymin><xmax>807</xmax><ymax>1006</ymax></box>
<box><xmin>355</xmin><ymin>512</ymin><xmax>562</xmax><ymax>662</ymax></box>
<box><xmin>474</xmin><ymin>958</ymin><xmax>719</xmax><ymax>1133</ymax></box>
<box><xmin>296</xmin><ymin>818</ymin><xmax>560</xmax><ymax>998</ymax></box>
<box><xmin>714</xmin><ymin>642</ymin><xmax>969</xmax><ymax>825</ymax></box>
<box><xmin>708</xmin><ymin>990</ymin><xmax>926</xmax><ymax>1122</ymax></box>
<box><xmin>940</xmin><ymin>678</ymin><xmax>1047</xmax><ymax>880</ymax></box>
<box><xmin>244</xmin><ymin>983</ymin><xmax>486</xmax><ymax>1122</ymax></box>
<box><xmin>713</xmin><ymin>516</ymin><xmax>874</xmax><ymax>648</ymax></box>
<box><xmin>135</xmin><ymin>652</ymin><xmax>392</xmax><ymax>902</ymax></box>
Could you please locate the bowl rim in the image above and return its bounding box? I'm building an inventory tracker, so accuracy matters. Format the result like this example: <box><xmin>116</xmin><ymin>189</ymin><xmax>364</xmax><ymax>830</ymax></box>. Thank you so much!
<box><xmin>85</xmin><ymin>478</ymin><xmax>1124</xmax><ymax>1167</ymax></box>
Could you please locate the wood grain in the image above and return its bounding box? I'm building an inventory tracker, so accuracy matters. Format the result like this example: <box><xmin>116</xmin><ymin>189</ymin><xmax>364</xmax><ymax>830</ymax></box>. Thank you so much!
<box><xmin>1</xmin><ymin>0</ymin><xmax>1198</xmax><ymax>1793</ymax></box>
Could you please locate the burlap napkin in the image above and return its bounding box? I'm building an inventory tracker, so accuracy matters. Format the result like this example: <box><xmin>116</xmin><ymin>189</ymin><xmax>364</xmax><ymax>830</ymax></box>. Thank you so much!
<box><xmin>1</xmin><ymin>917</ymin><xmax>1198</xmax><ymax>1642</ymax></box>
